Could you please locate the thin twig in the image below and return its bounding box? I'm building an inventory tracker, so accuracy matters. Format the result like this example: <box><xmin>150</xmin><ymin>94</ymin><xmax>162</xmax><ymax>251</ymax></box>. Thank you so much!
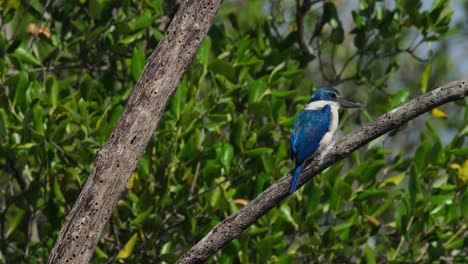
<box><xmin>308</xmin><ymin>9</ymin><xmax>326</xmax><ymax>45</ymax></box>
<box><xmin>316</xmin><ymin>40</ymin><xmax>333</xmax><ymax>82</ymax></box>
<box><xmin>336</xmin><ymin>52</ymin><xmax>359</xmax><ymax>80</ymax></box>
<box><xmin>189</xmin><ymin>128</ymin><xmax>205</xmax><ymax>198</ymax></box>
<box><xmin>331</xmin><ymin>44</ymin><xmax>337</xmax><ymax>76</ymax></box>
<box><xmin>295</xmin><ymin>0</ymin><xmax>326</xmax><ymax>67</ymax></box>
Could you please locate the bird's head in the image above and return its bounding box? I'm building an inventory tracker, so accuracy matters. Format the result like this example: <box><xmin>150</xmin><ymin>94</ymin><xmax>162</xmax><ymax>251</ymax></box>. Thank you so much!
<box><xmin>308</xmin><ymin>87</ymin><xmax>362</xmax><ymax>108</ymax></box>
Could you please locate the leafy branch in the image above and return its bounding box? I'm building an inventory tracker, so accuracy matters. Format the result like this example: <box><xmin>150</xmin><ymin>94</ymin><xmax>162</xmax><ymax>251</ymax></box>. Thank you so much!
<box><xmin>47</xmin><ymin>1</ymin><xmax>223</xmax><ymax>263</ymax></box>
<box><xmin>293</xmin><ymin>1</ymin><xmax>444</xmax><ymax>88</ymax></box>
<box><xmin>176</xmin><ymin>80</ymin><xmax>468</xmax><ymax>264</ymax></box>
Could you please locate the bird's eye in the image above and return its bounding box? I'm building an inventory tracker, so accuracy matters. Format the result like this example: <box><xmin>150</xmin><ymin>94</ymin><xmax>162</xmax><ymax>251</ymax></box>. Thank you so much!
<box><xmin>329</xmin><ymin>93</ymin><xmax>337</xmax><ymax>99</ymax></box>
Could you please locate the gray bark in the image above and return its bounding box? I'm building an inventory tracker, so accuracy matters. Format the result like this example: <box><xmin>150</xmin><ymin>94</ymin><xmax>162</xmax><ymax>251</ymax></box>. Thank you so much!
<box><xmin>47</xmin><ymin>1</ymin><xmax>222</xmax><ymax>263</ymax></box>
<box><xmin>176</xmin><ymin>80</ymin><xmax>468</xmax><ymax>264</ymax></box>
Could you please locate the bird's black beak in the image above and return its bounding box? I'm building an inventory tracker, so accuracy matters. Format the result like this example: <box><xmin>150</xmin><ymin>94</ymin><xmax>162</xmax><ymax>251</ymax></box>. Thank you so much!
<box><xmin>337</xmin><ymin>98</ymin><xmax>362</xmax><ymax>108</ymax></box>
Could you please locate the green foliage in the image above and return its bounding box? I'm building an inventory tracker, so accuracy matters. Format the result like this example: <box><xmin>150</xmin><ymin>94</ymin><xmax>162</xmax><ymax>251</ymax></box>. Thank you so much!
<box><xmin>0</xmin><ymin>0</ymin><xmax>467</xmax><ymax>263</ymax></box>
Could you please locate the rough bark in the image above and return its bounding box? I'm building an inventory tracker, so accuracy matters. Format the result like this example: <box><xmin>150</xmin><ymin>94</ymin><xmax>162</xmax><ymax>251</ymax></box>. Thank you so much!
<box><xmin>176</xmin><ymin>80</ymin><xmax>468</xmax><ymax>264</ymax></box>
<box><xmin>47</xmin><ymin>1</ymin><xmax>222</xmax><ymax>263</ymax></box>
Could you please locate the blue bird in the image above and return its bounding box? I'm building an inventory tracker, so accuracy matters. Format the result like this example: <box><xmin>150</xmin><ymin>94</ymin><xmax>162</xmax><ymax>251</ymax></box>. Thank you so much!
<box><xmin>289</xmin><ymin>87</ymin><xmax>362</xmax><ymax>194</ymax></box>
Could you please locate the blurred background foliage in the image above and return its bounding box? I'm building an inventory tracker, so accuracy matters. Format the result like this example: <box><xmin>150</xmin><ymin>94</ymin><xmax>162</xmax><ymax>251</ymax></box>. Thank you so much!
<box><xmin>1</xmin><ymin>0</ymin><xmax>467</xmax><ymax>263</ymax></box>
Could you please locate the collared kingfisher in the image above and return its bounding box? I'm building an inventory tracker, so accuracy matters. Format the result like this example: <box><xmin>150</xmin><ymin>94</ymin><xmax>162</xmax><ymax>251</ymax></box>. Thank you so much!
<box><xmin>289</xmin><ymin>87</ymin><xmax>362</xmax><ymax>194</ymax></box>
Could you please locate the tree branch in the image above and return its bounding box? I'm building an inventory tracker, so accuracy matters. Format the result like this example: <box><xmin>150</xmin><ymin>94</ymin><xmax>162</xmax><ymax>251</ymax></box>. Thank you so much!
<box><xmin>47</xmin><ymin>1</ymin><xmax>222</xmax><ymax>263</ymax></box>
<box><xmin>295</xmin><ymin>0</ymin><xmax>325</xmax><ymax>67</ymax></box>
<box><xmin>176</xmin><ymin>80</ymin><xmax>468</xmax><ymax>264</ymax></box>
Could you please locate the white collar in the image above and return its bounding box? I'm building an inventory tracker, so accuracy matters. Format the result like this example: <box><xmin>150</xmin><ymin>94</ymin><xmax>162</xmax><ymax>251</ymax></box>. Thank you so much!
<box><xmin>304</xmin><ymin>100</ymin><xmax>339</xmax><ymax>110</ymax></box>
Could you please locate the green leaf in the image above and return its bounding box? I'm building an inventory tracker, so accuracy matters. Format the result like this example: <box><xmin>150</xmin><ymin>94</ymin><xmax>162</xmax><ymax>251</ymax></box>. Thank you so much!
<box><xmin>246</xmin><ymin>132</ymin><xmax>257</xmax><ymax>149</ymax></box>
<box><xmin>14</xmin><ymin>71</ymin><xmax>29</xmax><ymax>109</ymax></box>
<box><xmin>138</xmin><ymin>154</ymin><xmax>151</xmax><ymax>177</ymax></box>
<box><xmin>109</xmin><ymin>105</ymin><xmax>124</xmax><ymax>127</ymax></box>
<box><xmin>232</xmin><ymin>114</ymin><xmax>246</xmax><ymax>151</ymax></box>
<box><xmin>196</xmin><ymin>35</ymin><xmax>211</xmax><ymax>72</ymax></box>
<box><xmin>211</xmin><ymin>59</ymin><xmax>236</xmax><ymax>82</ymax></box>
<box><xmin>160</xmin><ymin>241</ymin><xmax>173</xmax><ymax>255</ymax></box>
<box><xmin>432</xmin><ymin>0</ymin><xmax>446</xmax><ymax>9</ymax></box>
<box><xmin>117</xmin><ymin>233</ymin><xmax>139</xmax><ymax>259</ymax></box>
<box><xmin>373</xmin><ymin>192</ymin><xmax>399</xmax><ymax>217</ymax></box>
<box><xmin>379</xmin><ymin>172</ymin><xmax>406</xmax><ymax>187</ymax></box>
<box><xmin>271</xmin><ymin>90</ymin><xmax>296</xmax><ymax>99</ymax></box>
<box><xmin>389</xmin><ymin>89</ymin><xmax>410</xmax><ymax>108</ymax></box>
<box><xmin>95</xmin><ymin>246</ymin><xmax>109</xmax><ymax>259</ymax></box>
<box><xmin>234</xmin><ymin>58</ymin><xmax>262</xmax><ymax>67</ymax></box>
<box><xmin>150</xmin><ymin>27</ymin><xmax>164</xmax><ymax>42</ymax></box>
<box><xmin>280</xmin><ymin>204</ymin><xmax>298</xmax><ymax>229</ymax></box>
<box><xmin>6</xmin><ymin>207</ymin><xmax>25</xmax><ymax>239</ymax></box>
<box><xmin>248</xmin><ymin>80</ymin><xmax>268</xmax><ymax>104</ymax></box>
<box><xmin>46</xmin><ymin>76</ymin><xmax>59</xmax><ymax>109</ymax></box>
<box><xmin>268</xmin><ymin>62</ymin><xmax>285</xmax><ymax>83</ymax></box>
<box><xmin>131</xmin><ymin>206</ymin><xmax>153</xmax><ymax>225</ymax></box>
<box><xmin>88</xmin><ymin>0</ymin><xmax>103</xmax><ymax>19</ymax></box>
<box><xmin>324</xmin><ymin>2</ymin><xmax>338</xmax><ymax>20</ymax></box>
<box><xmin>330</xmin><ymin>179</ymin><xmax>351</xmax><ymax>213</ymax></box>
<box><xmin>449</xmin><ymin>148</ymin><xmax>468</xmax><ymax>157</ymax></box>
<box><xmin>330</xmin><ymin>25</ymin><xmax>344</xmax><ymax>44</ymax></box>
<box><xmin>131</xmin><ymin>48</ymin><xmax>146</xmax><ymax>82</ymax></box>
<box><xmin>120</xmin><ymin>30</ymin><xmax>145</xmax><ymax>44</ymax></box>
<box><xmin>332</xmin><ymin>214</ymin><xmax>356</xmax><ymax>233</ymax></box>
<box><xmin>444</xmin><ymin>238</ymin><xmax>464</xmax><ymax>250</ymax></box>
<box><xmin>361</xmin><ymin>160</ymin><xmax>386</xmax><ymax>183</ymax></box>
<box><xmin>246</xmin><ymin>147</ymin><xmax>273</xmax><ymax>157</ymax></box>
<box><xmin>364</xmin><ymin>245</ymin><xmax>376</xmax><ymax>264</ymax></box>
<box><xmin>354</xmin><ymin>30</ymin><xmax>367</xmax><ymax>49</ymax></box>
<box><xmin>53</xmin><ymin>176</ymin><xmax>66</xmax><ymax>203</ymax></box>
<box><xmin>131</xmin><ymin>10</ymin><xmax>153</xmax><ymax>31</ymax></box>
<box><xmin>335</xmin><ymin>180</ymin><xmax>352</xmax><ymax>200</ymax></box>
<box><xmin>409</xmin><ymin>165</ymin><xmax>422</xmax><ymax>201</ymax></box>
<box><xmin>352</xmin><ymin>11</ymin><xmax>365</xmax><ymax>28</ymax></box>
<box><xmin>33</xmin><ymin>102</ymin><xmax>45</xmax><ymax>135</ymax></box>
<box><xmin>15</xmin><ymin>143</ymin><xmax>37</xmax><ymax>149</ymax></box>
<box><xmin>205</xmin><ymin>121</ymin><xmax>225</xmax><ymax>132</ymax></box>
<box><xmin>11</xmin><ymin>47</ymin><xmax>41</xmax><ymax>66</ymax></box>
<box><xmin>460</xmin><ymin>190</ymin><xmax>468</xmax><ymax>220</ymax></box>
<box><xmin>210</xmin><ymin>186</ymin><xmax>221</xmax><ymax>208</ymax></box>
<box><xmin>279</xmin><ymin>116</ymin><xmax>296</xmax><ymax>127</ymax></box>
<box><xmin>355</xmin><ymin>188</ymin><xmax>388</xmax><ymax>201</ymax></box>
<box><xmin>428</xmin><ymin>194</ymin><xmax>453</xmax><ymax>214</ymax></box>
<box><xmin>170</xmin><ymin>79</ymin><xmax>187</xmax><ymax>120</ymax></box>
<box><xmin>394</xmin><ymin>199</ymin><xmax>409</xmax><ymax>233</ymax></box>
<box><xmin>0</xmin><ymin>109</ymin><xmax>9</xmax><ymax>137</ymax></box>
<box><xmin>221</xmin><ymin>143</ymin><xmax>234</xmax><ymax>173</ymax></box>
<box><xmin>413</xmin><ymin>140</ymin><xmax>431</xmax><ymax>172</ymax></box>
<box><xmin>276</xmin><ymin>254</ymin><xmax>293</xmax><ymax>264</ymax></box>
<box><xmin>420</xmin><ymin>63</ymin><xmax>432</xmax><ymax>93</ymax></box>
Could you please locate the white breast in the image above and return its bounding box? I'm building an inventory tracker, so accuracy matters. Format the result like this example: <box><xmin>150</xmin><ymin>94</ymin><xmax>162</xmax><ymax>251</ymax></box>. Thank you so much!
<box><xmin>305</xmin><ymin>100</ymin><xmax>339</xmax><ymax>151</ymax></box>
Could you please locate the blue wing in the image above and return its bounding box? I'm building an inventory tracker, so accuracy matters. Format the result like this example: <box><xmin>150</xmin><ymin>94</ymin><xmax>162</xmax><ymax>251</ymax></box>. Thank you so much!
<box><xmin>290</xmin><ymin>105</ymin><xmax>331</xmax><ymax>165</ymax></box>
<box><xmin>288</xmin><ymin>105</ymin><xmax>331</xmax><ymax>193</ymax></box>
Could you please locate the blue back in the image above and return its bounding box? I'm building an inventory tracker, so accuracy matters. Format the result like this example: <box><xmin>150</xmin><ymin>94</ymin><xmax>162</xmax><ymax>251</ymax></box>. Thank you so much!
<box><xmin>290</xmin><ymin>105</ymin><xmax>331</xmax><ymax>165</ymax></box>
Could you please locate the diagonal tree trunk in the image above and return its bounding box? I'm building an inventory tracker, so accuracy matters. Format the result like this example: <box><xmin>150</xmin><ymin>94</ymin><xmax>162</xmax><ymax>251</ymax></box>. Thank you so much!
<box><xmin>176</xmin><ymin>80</ymin><xmax>468</xmax><ymax>264</ymax></box>
<box><xmin>47</xmin><ymin>1</ymin><xmax>222</xmax><ymax>263</ymax></box>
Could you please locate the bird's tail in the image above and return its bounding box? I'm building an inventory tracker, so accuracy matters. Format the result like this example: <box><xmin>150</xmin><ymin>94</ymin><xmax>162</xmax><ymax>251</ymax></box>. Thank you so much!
<box><xmin>289</xmin><ymin>163</ymin><xmax>305</xmax><ymax>194</ymax></box>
